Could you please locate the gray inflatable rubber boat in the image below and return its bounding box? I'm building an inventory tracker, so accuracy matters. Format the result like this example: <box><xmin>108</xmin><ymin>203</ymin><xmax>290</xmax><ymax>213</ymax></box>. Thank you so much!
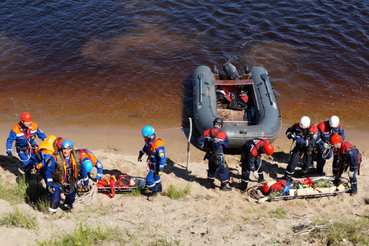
<box><xmin>192</xmin><ymin>63</ymin><xmax>282</xmax><ymax>148</ymax></box>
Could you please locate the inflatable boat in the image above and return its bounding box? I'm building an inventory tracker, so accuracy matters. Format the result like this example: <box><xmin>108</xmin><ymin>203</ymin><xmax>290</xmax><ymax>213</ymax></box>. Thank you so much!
<box><xmin>248</xmin><ymin>176</ymin><xmax>351</xmax><ymax>202</ymax></box>
<box><xmin>192</xmin><ymin>62</ymin><xmax>282</xmax><ymax>148</ymax></box>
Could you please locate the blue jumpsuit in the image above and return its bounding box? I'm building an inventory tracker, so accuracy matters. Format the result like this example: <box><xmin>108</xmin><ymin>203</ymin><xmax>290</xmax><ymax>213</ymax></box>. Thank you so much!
<box><xmin>240</xmin><ymin>138</ymin><xmax>271</xmax><ymax>190</ymax></box>
<box><xmin>139</xmin><ymin>134</ymin><xmax>166</xmax><ymax>192</ymax></box>
<box><xmin>285</xmin><ymin>123</ymin><xmax>321</xmax><ymax>177</ymax></box>
<box><xmin>197</xmin><ymin>127</ymin><xmax>230</xmax><ymax>185</ymax></box>
<box><xmin>6</xmin><ymin>122</ymin><xmax>47</xmax><ymax>170</ymax></box>
<box><xmin>316</xmin><ymin>120</ymin><xmax>345</xmax><ymax>174</ymax></box>
<box><xmin>334</xmin><ymin>142</ymin><xmax>361</xmax><ymax>194</ymax></box>
<box><xmin>44</xmin><ymin>153</ymin><xmax>88</xmax><ymax>212</ymax></box>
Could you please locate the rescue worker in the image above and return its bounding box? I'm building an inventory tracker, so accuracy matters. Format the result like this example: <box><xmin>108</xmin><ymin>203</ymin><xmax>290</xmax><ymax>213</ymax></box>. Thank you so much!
<box><xmin>44</xmin><ymin>139</ymin><xmax>89</xmax><ymax>213</ymax></box>
<box><xmin>137</xmin><ymin>126</ymin><xmax>166</xmax><ymax>197</ymax></box>
<box><xmin>240</xmin><ymin>138</ymin><xmax>274</xmax><ymax>193</ymax></box>
<box><xmin>6</xmin><ymin>112</ymin><xmax>47</xmax><ymax>176</ymax></box>
<box><xmin>76</xmin><ymin>148</ymin><xmax>103</xmax><ymax>180</ymax></box>
<box><xmin>285</xmin><ymin>116</ymin><xmax>321</xmax><ymax>178</ymax></box>
<box><xmin>197</xmin><ymin>117</ymin><xmax>232</xmax><ymax>191</ymax></box>
<box><xmin>316</xmin><ymin>116</ymin><xmax>345</xmax><ymax>175</ymax></box>
<box><xmin>330</xmin><ymin>134</ymin><xmax>361</xmax><ymax>195</ymax></box>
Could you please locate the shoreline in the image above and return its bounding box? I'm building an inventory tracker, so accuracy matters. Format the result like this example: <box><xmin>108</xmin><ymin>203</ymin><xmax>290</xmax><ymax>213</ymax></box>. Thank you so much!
<box><xmin>1</xmin><ymin>123</ymin><xmax>367</xmax><ymax>162</ymax></box>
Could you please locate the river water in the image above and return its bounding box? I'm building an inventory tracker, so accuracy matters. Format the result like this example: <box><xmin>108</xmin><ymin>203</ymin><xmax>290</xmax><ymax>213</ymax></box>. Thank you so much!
<box><xmin>0</xmin><ymin>0</ymin><xmax>368</xmax><ymax>132</ymax></box>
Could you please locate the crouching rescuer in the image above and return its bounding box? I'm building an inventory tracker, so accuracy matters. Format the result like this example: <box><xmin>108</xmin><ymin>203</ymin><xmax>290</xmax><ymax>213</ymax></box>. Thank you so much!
<box><xmin>138</xmin><ymin>126</ymin><xmax>166</xmax><ymax>197</ymax></box>
<box><xmin>197</xmin><ymin>117</ymin><xmax>232</xmax><ymax>191</ymax></box>
<box><xmin>240</xmin><ymin>138</ymin><xmax>274</xmax><ymax>193</ymax></box>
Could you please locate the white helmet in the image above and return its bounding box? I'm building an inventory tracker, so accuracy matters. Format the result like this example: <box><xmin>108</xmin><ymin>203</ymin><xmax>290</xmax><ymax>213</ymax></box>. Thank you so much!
<box><xmin>329</xmin><ymin>115</ymin><xmax>339</xmax><ymax>128</ymax></box>
<box><xmin>299</xmin><ymin>116</ymin><xmax>311</xmax><ymax>129</ymax></box>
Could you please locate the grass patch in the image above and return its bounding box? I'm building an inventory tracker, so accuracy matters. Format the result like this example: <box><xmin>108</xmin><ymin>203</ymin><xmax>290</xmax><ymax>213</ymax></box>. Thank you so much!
<box><xmin>129</xmin><ymin>187</ymin><xmax>143</xmax><ymax>196</ymax></box>
<box><xmin>166</xmin><ymin>184</ymin><xmax>190</xmax><ymax>200</ymax></box>
<box><xmin>0</xmin><ymin>206</ymin><xmax>38</xmax><ymax>229</ymax></box>
<box><xmin>310</xmin><ymin>216</ymin><xmax>369</xmax><ymax>245</ymax></box>
<box><xmin>0</xmin><ymin>175</ymin><xmax>28</xmax><ymax>204</ymax></box>
<box><xmin>269</xmin><ymin>208</ymin><xmax>288</xmax><ymax>219</ymax></box>
<box><xmin>36</xmin><ymin>223</ymin><xmax>133</xmax><ymax>246</ymax></box>
<box><xmin>243</xmin><ymin>203</ymin><xmax>266</xmax><ymax>220</ymax></box>
<box><xmin>151</xmin><ymin>237</ymin><xmax>184</xmax><ymax>246</ymax></box>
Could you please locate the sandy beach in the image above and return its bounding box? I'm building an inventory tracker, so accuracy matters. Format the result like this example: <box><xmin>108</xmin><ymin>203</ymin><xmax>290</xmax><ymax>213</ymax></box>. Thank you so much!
<box><xmin>0</xmin><ymin>123</ymin><xmax>368</xmax><ymax>245</ymax></box>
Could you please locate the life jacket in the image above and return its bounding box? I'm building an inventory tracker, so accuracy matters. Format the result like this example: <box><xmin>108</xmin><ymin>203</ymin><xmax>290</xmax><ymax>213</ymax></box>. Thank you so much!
<box><xmin>250</xmin><ymin>138</ymin><xmax>269</xmax><ymax>157</ymax></box>
<box><xmin>35</xmin><ymin>135</ymin><xmax>58</xmax><ymax>169</ymax></box>
<box><xmin>77</xmin><ymin>149</ymin><xmax>98</xmax><ymax>166</ymax></box>
<box><xmin>146</xmin><ymin>137</ymin><xmax>165</xmax><ymax>160</ymax></box>
<box><xmin>36</xmin><ymin>135</ymin><xmax>80</xmax><ymax>183</ymax></box>
<box><xmin>204</xmin><ymin>128</ymin><xmax>227</xmax><ymax>155</ymax></box>
<box><xmin>96</xmin><ymin>174</ymin><xmax>131</xmax><ymax>198</ymax></box>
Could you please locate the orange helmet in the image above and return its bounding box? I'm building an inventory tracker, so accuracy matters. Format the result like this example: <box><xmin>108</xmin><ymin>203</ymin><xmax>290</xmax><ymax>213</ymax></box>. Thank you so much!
<box><xmin>20</xmin><ymin>112</ymin><xmax>32</xmax><ymax>121</ymax></box>
<box><xmin>262</xmin><ymin>143</ymin><xmax>274</xmax><ymax>155</ymax></box>
<box><xmin>330</xmin><ymin>134</ymin><xmax>342</xmax><ymax>145</ymax></box>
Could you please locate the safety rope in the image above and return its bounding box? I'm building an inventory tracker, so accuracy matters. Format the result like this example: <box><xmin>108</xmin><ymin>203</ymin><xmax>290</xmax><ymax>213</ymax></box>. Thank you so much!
<box><xmin>322</xmin><ymin>145</ymin><xmax>332</xmax><ymax>159</ymax></box>
<box><xmin>292</xmin><ymin>214</ymin><xmax>333</xmax><ymax>236</ymax></box>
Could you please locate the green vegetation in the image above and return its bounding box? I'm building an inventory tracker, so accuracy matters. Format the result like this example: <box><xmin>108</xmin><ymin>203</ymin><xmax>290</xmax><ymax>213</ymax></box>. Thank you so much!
<box><xmin>311</xmin><ymin>216</ymin><xmax>369</xmax><ymax>245</ymax></box>
<box><xmin>152</xmin><ymin>237</ymin><xmax>183</xmax><ymax>246</ymax></box>
<box><xmin>36</xmin><ymin>223</ymin><xmax>129</xmax><ymax>246</ymax></box>
<box><xmin>0</xmin><ymin>206</ymin><xmax>38</xmax><ymax>229</ymax></box>
<box><xmin>166</xmin><ymin>184</ymin><xmax>190</xmax><ymax>200</ymax></box>
<box><xmin>269</xmin><ymin>208</ymin><xmax>288</xmax><ymax>219</ymax></box>
<box><xmin>0</xmin><ymin>174</ymin><xmax>49</xmax><ymax>212</ymax></box>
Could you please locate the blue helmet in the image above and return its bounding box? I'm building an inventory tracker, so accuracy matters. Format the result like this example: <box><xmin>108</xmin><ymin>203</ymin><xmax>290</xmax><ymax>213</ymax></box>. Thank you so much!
<box><xmin>142</xmin><ymin>126</ymin><xmax>155</xmax><ymax>137</ymax></box>
<box><xmin>61</xmin><ymin>139</ymin><xmax>73</xmax><ymax>149</ymax></box>
<box><xmin>84</xmin><ymin>160</ymin><xmax>93</xmax><ymax>172</ymax></box>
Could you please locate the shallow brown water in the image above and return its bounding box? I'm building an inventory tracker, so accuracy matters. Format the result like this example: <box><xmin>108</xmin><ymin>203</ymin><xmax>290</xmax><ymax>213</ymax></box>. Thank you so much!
<box><xmin>0</xmin><ymin>1</ymin><xmax>368</xmax><ymax>131</ymax></box>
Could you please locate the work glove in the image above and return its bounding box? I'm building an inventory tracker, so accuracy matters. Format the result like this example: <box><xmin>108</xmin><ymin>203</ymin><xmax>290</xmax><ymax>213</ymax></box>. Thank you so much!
<box><xmin>296</xmin><ymin>136</ymin><xmax>302</xmax><ymax>143</ymax></box>
<box><xmin>252</xmin><ymin>171</ymin><xmax>259</xmax><ymax>179</ymax></box>
<box><xmin>323</xmin><ymin>143</ymin><xmax>330</xmax><ymax>149</ymax></box>
<box><xmin>47</xmin><ymin>185</ymin><xmax>55</xmax><ymax>194</ymax></box>
<box><xmin>286</xmin><ymin>132</ymin><xmax>294</xmax><ymax>140</ymax></box>
<box><xmin>155</xmin><ymin>169</ymin><xmax>163</xmax><ymax>176</ymax></box>
<box><xmin>6</xmin><ymin>151</ymin><xmax>12</xmax><ymax>157</ymax></box>
<box><xmin>137</xmin><ymin>151</ymin><xmax>144</xmax><ymax>162</ymax></box>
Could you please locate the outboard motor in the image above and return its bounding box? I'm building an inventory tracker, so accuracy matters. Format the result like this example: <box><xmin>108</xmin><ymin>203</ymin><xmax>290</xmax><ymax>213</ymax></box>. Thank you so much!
<box><xmin>223</xmin><ymin>62</ymin><xmax>239</xmax><ymax>80</ymax></box>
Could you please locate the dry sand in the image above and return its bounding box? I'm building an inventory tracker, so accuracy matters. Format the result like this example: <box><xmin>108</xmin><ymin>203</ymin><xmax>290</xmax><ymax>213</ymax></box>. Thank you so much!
<box><xmin>0</xmin><ymin>123</ymin><xmax>368</xmax><ymax>245</ymax></box>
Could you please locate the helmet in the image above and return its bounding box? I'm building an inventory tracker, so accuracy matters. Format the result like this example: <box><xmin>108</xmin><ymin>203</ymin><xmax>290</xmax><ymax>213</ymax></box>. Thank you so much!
<box><xmin>61</xmin><ymin>139</ymin><xmax>73</xmax><ymax>149</ymax></box>
<box><xmin>299</xmin><ymin>116</ymin><xmax>311</xmax><ymax>129</ymax></box>
<box><xmin>261</xmin><ymin>143</ymin><xmax>274</xmax><ymax>155</ymax></box>
<box><xmin>223</xmin><ymin>62</ymin><xmax>238</xmax><ymax>80</ymax></box>
<box><xmin>83</xmin><ymin>160</ymin><xmax>93</xmax><ymax>172</ymax></box>
<box><xmin>213</xmin><ymin>117</ymin><xmax>224</xmax><ymax>127</ymax></box>
<box><xmin>20</xmin><ymin>112</ymin><xmax>32</xmax><ymax>121</ymax></box>
<box><xmin>142</xmin><ymin>126</ymin><xmax>154</xmax><ymax>137</ymax></box>
<box><xmin>330</xmin><ymin>134</ymin><xmax>342</xmax><ymax>145</ymax></box>
<box><xmin>329</xmin><ymin>115</ymin><xmax>339</xmax><ymax>128</ymax></box>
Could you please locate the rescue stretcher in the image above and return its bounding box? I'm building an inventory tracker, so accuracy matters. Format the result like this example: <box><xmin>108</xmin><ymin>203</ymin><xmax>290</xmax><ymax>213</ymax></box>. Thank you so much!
<box><xmin>96</xmin><ymin>174</ymin><xmax>147</xmax><ymax>198</ymax></box>
<box><xmin>248</xmin><ymin>176</ymin><xmax>351</xmax><ymax>202</ymax></box>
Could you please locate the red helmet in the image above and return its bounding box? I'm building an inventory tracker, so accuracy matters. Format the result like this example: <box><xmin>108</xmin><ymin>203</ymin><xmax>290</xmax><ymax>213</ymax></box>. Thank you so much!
<box><xmin>330</xmin><ymin>134</ymin><xmax>342</xmax><ymax>145</ymax></box>
<box><xmin>20</xmin><ymin>112</ymin><xmax>32</xmax><ymax>121</ymax></box>
<box><xmin>262</xmin><ymin>143</ymin><xmax>274</xmax><ymax>155</ymax></box>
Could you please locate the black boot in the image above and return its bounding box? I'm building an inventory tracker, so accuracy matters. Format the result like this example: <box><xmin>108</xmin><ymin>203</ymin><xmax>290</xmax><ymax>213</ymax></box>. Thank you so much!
<box><xmin>220</xmin><ymin>183</ymin><xmax>232</xmax><ymax>191</ymax></box>
<box><xmin>207</xmin><ymin>180</ymin><xmax>216</xmax><ymax>189</ymax></box>
<box><xmin>240</xmin><ymin>181</ymin><xmax>248</xmax><ymax>193</ymax></box>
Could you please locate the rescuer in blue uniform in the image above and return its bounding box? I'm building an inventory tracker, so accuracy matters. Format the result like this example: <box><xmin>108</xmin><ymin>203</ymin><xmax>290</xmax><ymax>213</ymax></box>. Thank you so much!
<box><xmin>197</xmin><ymin>117</ymin><xmax>232</xmax><ymax>191</ymax></box>
<box><xmin>240</xmin><ymin>138</ymin><xmax>274</xmax><ymax>192</ymax></box>
<box><xmin>44</xmin><ymin>140</ymin><xmax>89</xmax><ymax>213</ymax></box>
<box><xmin>138</xmin><ymin>126</ymin><xmax>166</xmax><ymax>197</ymax></box>
<box><xmin>316</xmin><ymin>115</ymin><xmax>345</xmax><ymax>175</ymax></box>
<box><xmin>6</xmin><ymin>112</ymin><xmax>47</xmax><ymax>176</ymax></box>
